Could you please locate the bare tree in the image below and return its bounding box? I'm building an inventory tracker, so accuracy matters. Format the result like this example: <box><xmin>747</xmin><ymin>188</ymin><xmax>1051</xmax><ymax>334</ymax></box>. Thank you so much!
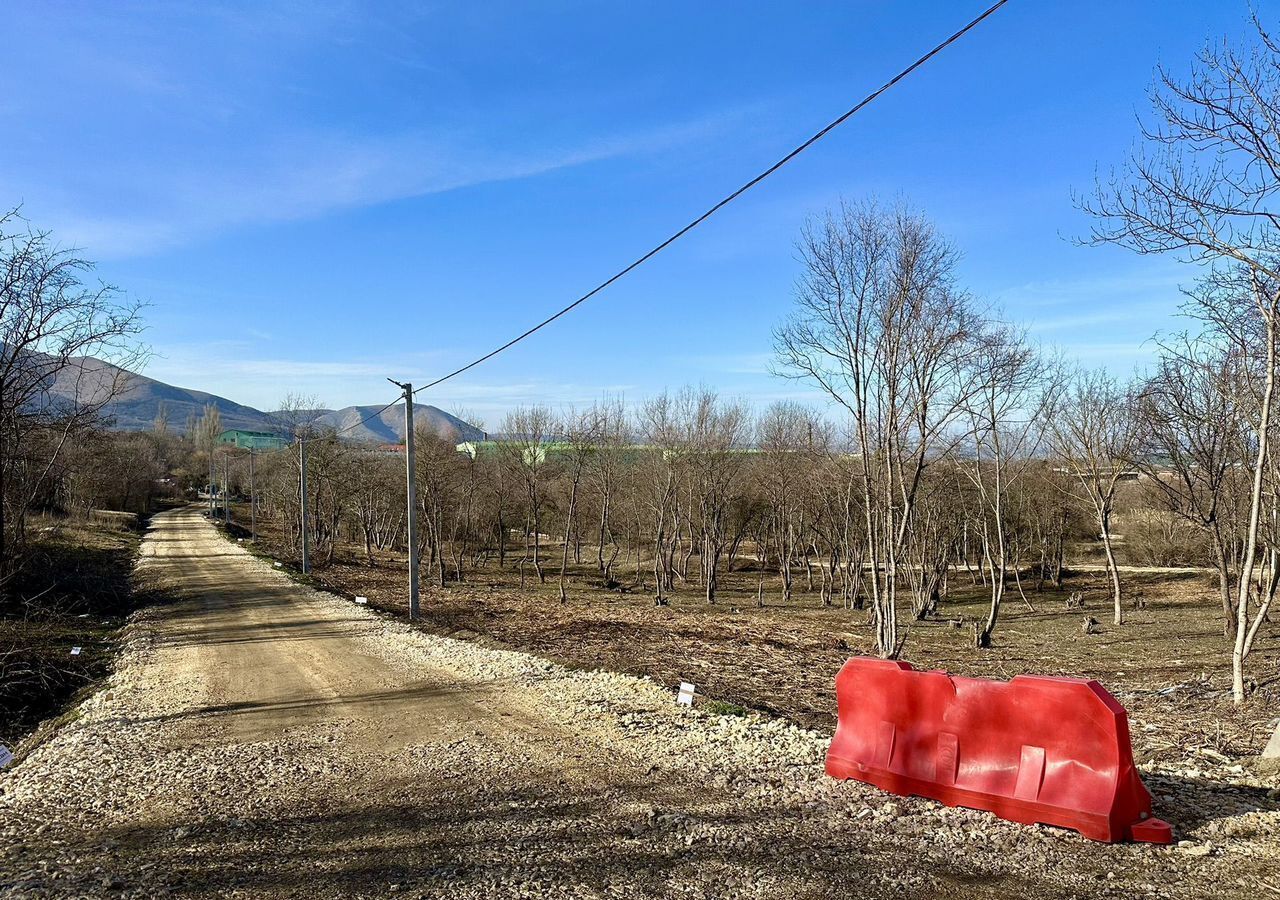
<box><xmin>960</xmin><ymin>325</ymin><xmax>1051</xmax><ymax>647</ymax></box>
<box><xmin>683</xmin><ymin>389</ymin><xmax>750</xmax><ymax>604</ymax></box>
<box><xmin>416</xmin><ymin>427</ymin><xmax>462</xmax><ymax>587</ymax></box>
<box><xmin>0</xmin><ymin>211</ymin><xmax>145</xmax><ymax>585</ymax></box>
<box><xmin>1083</xmin><ymin>17</ymin><xmax>1280</xmax><ymax>699</ymax></box>
<box><xmin>191</xmin><ymin>403</ymin><xmax>223</xmax><ymax>518</ymax></box>
<box><xmin>193</xmin><ymin>403</ymin><xmax>222</xmax><ymax>453</ymax></box>
<box><xmin>638</xmin><ymin>392</ymin><xmax>683</xmax><ymax>603</ymax></box>
<box><xmin>446</xmin><ymin>412</ymin><xmax>485</xmax><ymax>581</ymax></box>
<box><xmin>500</xmin><ymin>406</ymin><xmax>555</xmax><ymax>585</ymax></box>
<box><xmin>270</xmin><ymin>393</ymin><xmax>327</xmax><ymax>561</ymax></box>
<box><xmin>555</xmin><ymin>407</ymin><xmax>598</xmax><ymax>603</ymax></box>
<box><xmin>1137</xmin><ymin>335</ymin><xmax>1247</xmax><ymax>636</ymax></box>
<box><xmin>1048</xmin><ymin>370</ymin><xmax>1140</xmax><ymax>626</ymax></box>
<box><xmin>271</xmin><ymin>392</ymin><xmax>325</xmax><ymax>441</ymax></box>
<box><xmin>585</xmin><ymin>395</ymin><xmax>629</xmax><ymax>584</ymax></box>
<box><xmin>774</xmin><ymin>199</ymin><xmax>982</xmax><ymax>656</ymax></box>
<box><xmin>1018</xmin><ymin>461</ymin><xmax>1084</xmax><ymax>591</ymax></box>
<box><xmin>351</xmin><ymin>452</ymin><xmax>404</xmax><ymax>564</ymax></box>
<box><xmin>756</xmin><ymin>401</ymin><xmax>826</xmax><ymax>605</ymax></box>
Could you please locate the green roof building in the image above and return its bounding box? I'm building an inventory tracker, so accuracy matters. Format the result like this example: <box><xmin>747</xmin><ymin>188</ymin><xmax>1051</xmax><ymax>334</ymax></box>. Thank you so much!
<box><xmin>217</xmin><ymin>429</ymin><xmax>289</xmax><ymax>451</ymax></box>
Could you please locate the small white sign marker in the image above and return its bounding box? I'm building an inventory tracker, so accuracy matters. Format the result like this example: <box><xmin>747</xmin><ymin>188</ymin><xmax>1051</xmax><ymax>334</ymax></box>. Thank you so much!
<box><xmin>677</xmin><ymin>682</ymin><xmax>696</xmax><ymax>707</ymax></box>
<box><xmin>354</xmin><ymin>596</ymin><xmax>368</xmax><ymax>605</ymax></box>
<box><xmin>0</xmin><ymin>746</ymin><xmax>13</xmax><ymax>768</ymax></box>
<box><xmin>70</xmin><ymin>647</ymin><xmax>82</xmax><ymax>656</ymax></box>
<box><xmin>273</xmin><ymin>561</ymin><xmax>282</xmax><ymax>568</ymax></box>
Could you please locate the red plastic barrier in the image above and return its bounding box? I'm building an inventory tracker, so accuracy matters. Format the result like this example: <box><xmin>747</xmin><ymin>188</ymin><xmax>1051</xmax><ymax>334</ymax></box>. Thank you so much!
<box><xmin>825</xmin><ymin>658</ymin><xmax>1172</xmax><ymax>843</ymax></box>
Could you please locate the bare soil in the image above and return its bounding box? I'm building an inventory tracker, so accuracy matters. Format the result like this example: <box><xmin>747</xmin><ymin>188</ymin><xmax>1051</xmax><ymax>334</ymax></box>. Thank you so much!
<box><xmin>0</xmin><ymin>516</ymin><xmax>142</xmax><ymax>748</ymax></box>
<box><xmin>232</xmin><ymin>509</ymin><xmax>1279</xmax><ymax>770</ymax></box>
<box><xmin>1</xmin><ymin>507</ymin><xmax>1275</xmax><ymax>899</ymax></box>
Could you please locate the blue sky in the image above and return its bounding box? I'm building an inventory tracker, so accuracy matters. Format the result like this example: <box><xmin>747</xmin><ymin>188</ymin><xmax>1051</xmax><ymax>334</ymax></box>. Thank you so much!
<box><xmin>1</xmin><ymin>1</ymin><xmax>1260</xmax><ymax>426</ymax></box>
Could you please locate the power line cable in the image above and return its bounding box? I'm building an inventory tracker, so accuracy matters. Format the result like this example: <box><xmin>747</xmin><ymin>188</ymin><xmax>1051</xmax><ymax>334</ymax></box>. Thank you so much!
<box><xmin>332</xmin><ymin>398</ymin><xmax>401</xmax><ymax>438</ymax></box>
<box><xmin>268</xmin><ymin>399</ymin><xmax>402</xmax><ymax>442</ymax></box>
<box><xmin>412</xmin><ymin>0</ymin><xmax>1012</xmax><ymax>397</ymax></box>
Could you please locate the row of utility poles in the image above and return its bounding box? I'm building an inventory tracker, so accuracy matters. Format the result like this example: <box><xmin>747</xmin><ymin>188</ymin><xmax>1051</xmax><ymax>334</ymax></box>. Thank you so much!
<box><xmin>288</xmin><ymin>380</ymin><xmax>420</xmax><ymax>619</ymax></box>
<box><xmin>206</xmin><ymin>444</ymin><xmax>257</xmax><ymax>541</ymax></box>
<box><xmin>205</xmin><ymin>383</ymin><xmax>422</xmax><ymax>619</ymax></box>
<box><xmin>200</xmin><ymin>404</ymin><xmax>419</xmax><ymax>617</ymax></box>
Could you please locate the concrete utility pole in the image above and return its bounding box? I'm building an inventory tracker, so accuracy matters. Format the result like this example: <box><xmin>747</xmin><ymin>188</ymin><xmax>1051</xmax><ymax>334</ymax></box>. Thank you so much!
<box><xmin>299</xmin><ymin>438</ymin><xmax>310</xmax><ymax>575</ymax></box>
<box><xmin>249</xmin><ymin>448</ymin><xmax>257</xmax><ymax>542</ymax></box>
<box><xmin>208</xmin><ymin>453</ymin><xmax>215</xmax><ymax>517</ymax></box>
<box><xmin>222</xmin><ymin>451</ymin><xmax>230</xmax><ymax>524</ymax></box>
<box><xmin>390</xmin><ymin>379</ymin><xmax>419</xmax><ymax>620</ymax></box>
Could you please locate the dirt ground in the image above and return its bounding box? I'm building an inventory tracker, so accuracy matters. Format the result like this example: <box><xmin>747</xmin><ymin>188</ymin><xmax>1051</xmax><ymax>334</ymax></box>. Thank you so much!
<box><xmin>1</xmin><ymin>507</ymin><xmax>1276</xmax><ymax>899</ymax></box>
<box><xmin>0</xmin><ymin>517</ymin><xmax>142</xmax><ymax>748</ymax></box>
<box><xmin>233</xmin><ymin>510</ymin><xmax>1279</xmax><ymax>768</ymax></box>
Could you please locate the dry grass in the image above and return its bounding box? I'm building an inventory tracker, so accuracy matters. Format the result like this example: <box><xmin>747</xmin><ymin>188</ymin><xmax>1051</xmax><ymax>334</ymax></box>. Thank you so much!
<box><xmin>0</xmin><ymin>516</ymin><xmax>142</xmax><ymax>747</ymax></box>
<box><xmin>227</xmin><ymin>505</ymin><xmax>1279</xmax><ymax>765</ymax></box>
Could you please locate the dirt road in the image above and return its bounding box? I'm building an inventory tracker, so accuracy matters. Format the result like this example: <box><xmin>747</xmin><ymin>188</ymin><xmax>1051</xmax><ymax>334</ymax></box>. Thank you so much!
<box><xmin>0</xmin><ymin>508</ymin><xmax>1274</xmax><ymax>899</ymax></box>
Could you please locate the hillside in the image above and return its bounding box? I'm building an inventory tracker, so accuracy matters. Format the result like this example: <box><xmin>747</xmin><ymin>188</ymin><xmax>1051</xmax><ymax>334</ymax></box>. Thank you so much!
<box><xmin>305</xmin><ymin>404</ymin><xmax>483</xmax><ymax>444</ymax></box>
<box><xmin>46</xmin><ymin>356</ymin><xmax>482</xmax><ymax>442</ymax></box>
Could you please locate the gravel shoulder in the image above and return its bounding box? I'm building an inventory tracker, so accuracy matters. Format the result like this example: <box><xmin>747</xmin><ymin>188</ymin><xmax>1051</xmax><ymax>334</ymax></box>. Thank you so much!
<box><xmin>0</xmin><ymin>506</ymin><xmax>1275</xmax><ymax>899</ymax></box>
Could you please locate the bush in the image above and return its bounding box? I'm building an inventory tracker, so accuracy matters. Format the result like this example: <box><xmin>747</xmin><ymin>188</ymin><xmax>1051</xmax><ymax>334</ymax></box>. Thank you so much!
<box><xmin>1122</xmin><ymin>512</ymin><xmax>1210</xmax><ymax>567</ymax></box>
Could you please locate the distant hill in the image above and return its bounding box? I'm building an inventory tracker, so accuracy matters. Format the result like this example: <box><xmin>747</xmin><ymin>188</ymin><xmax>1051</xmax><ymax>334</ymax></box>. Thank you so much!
<box><xmin>302</xmin><ymin>404</ymin><xmax>483</xmax><ymax>444</ymax></box>
<box><xmin>45</xmin><ymin>356</ymin><xmax>483</xmax><ymax>443</ymax></box>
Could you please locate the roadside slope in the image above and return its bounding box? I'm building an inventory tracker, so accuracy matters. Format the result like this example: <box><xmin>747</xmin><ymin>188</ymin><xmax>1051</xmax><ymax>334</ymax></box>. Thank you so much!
<box><xmin>0</xmin><ymin>507</ymin><xmax>1272</xmax><ymax>899</ymax></box>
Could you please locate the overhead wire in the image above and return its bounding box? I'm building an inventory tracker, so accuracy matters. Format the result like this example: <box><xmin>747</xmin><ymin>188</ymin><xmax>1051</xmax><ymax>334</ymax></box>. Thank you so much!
<box><xmin>408</xmin><ymin>0</ymin><xmax>1013</xmax><ymax>398</ymax></box>
<box><xmin>332</xmin><ymin>397</ymin><xmax>402</xmax><ymax>438</ymax></box>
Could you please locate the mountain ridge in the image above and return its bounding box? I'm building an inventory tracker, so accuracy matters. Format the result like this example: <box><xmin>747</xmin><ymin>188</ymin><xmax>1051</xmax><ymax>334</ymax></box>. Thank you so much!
<box><xmin>47</xmin><ymin>357</ymin><xmax>484</xmax><ymax>443</ymax></box>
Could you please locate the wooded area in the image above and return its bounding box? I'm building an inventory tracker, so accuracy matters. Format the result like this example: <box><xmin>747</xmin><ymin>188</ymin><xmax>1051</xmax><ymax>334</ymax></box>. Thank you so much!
<box><xmin>3</xmin><ymin>18</ymin><xmax>1279</xmax><ymax>716</ymax></box>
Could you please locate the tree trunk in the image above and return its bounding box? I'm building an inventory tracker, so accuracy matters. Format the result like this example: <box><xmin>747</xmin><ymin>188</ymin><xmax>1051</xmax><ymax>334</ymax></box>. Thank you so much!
<box><xmin>497</xmin><ymin>507</ymin><xmax>506</xmax><ymax>568</ymax></box>
<box><xmin>559</xmin><ymin>477</ymin><xmax>579</xmax><ymax>603</ymax></box>
<box><xmin>704</xmin><ymin>540</ymin><xmax>719</xmax><ymax>604</ymax></box>
<box><xmin>978</xmin><ymin>523</ymin><xmax>1004</xmax><ymax>648</ymax></box>
<box><xmin>1211</xmin><ymin>527</ymin><xmax>1235</xmax><ymax>639</ymax></box>
<box><xmin>1099</xmin><ymin>507</ymin><xmax>1123</xmax><ymax>625</ymax></box>
<box><xmin>1234</xmin><ymin>312</ymin><xmax>1276</xmax><ymax>702</ymax></box>
<box><xmin>596</xmin><ymin>488</ymin><xmax>610</xmax><ymax>576</ymax></box>
<box><xmin>531</xmin><ymin>489</ymin><xmax>545</xmax><ymax>584</ymax></box>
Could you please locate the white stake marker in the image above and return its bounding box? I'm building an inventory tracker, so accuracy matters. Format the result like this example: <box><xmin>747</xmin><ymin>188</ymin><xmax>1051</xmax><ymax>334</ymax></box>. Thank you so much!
<box><xmin>0</xmin><ymin>746</ymin><xmax>13</xmax><ymax>768</ymax></box>
<box><xmin>354</xmin><ymin>596</ymin><xmax>368</xmax><ymax>605</ymax></box>
<box><xmin>677</xmin><ymin>682</ymin><xmax>696</xmax><ymax>707</ymax></box>
<box><xmin>70</xmin><ymin>647</ymin><xmax>82</xmax><ymax>656</ymax></box>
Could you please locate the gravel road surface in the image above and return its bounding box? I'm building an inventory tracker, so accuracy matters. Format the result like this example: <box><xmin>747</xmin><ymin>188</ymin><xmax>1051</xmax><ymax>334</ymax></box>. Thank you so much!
<box><xmin>0</xmin><ymin>507</ymin><xmax>1274</xmax><ymax>899</ymax></box>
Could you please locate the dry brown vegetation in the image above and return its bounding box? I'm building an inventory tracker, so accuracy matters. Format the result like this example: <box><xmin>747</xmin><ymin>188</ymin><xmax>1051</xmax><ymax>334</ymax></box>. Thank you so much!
<box><xmin>226</xmin><ymin>507</ymin><xmax>1278</xmax><ymax>770</ymax></box>
<box><xmin>0</xmin><ymin>516</ymin><xmax>142</xmax><ymax>747</ymax></box>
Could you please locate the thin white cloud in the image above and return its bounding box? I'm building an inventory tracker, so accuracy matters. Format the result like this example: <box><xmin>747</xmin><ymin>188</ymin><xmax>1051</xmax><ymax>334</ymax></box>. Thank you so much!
<box><xmin>1058</xmin><ymin>340</ymin><xmax>1153</xmax><ymax>359</ymax></box>
<box><xmin>150</xmin><ymin>348</ymin><xmax>440</xmax><ymax>381</ymax></box>
<box><xmin>142</xmin><ymin>343</ymin><xmax>448</xmax><ymax>407</ymax></box>
<box><xmin>141</xmin><ymin>342</ymin><xmax>640</xmax><ymax>415</ymax></box>
<box><xmin>1025</xmin><ymin>301</ymin><xmax>1172</xmax><ymax>333</ymax></box>
<box><xmin>140</xmin><ymin>343</ymin><xmax>840</xmax><ymax>425</ymax></box>
<box><xmin>992</xmin><ymin>268</ymin><xmax>1186</xmax><ymax>310</ymax></box>
<box><xmin>27</xmin><ymin>109</ymin><xmax>749</xmax><ymax>258</ymax></box>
